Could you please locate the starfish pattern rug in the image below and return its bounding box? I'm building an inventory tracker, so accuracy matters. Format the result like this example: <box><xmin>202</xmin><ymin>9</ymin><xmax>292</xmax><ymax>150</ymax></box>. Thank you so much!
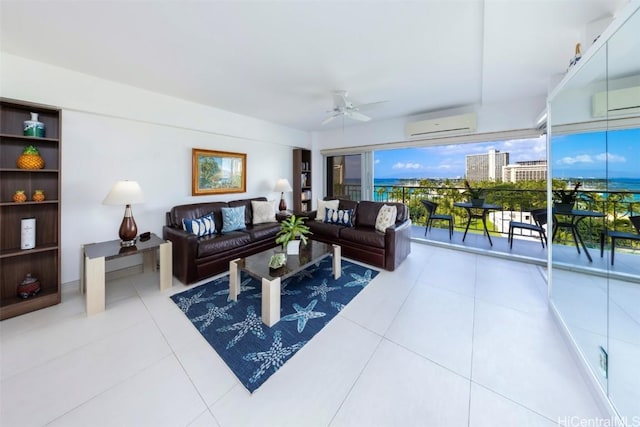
<box><xmin>170</xmin><ymin>257</ymin><xmax>378</xmax><ymax>393</ymax></box>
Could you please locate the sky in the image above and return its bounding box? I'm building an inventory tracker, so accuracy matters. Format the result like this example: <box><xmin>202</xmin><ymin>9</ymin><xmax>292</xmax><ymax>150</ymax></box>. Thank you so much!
<box><xmin>373</xmin><ymin>135</ymin><xmax>546</xmax><ymax>179</ymax></box>
<box><xmin>371</xmin><ymin>128</ymin><xmax>639</xmax><ymax>180</ymax></box>
<box><xmin>551</xmin><ymin>128</ymin><xmax>639</xmax><ymax>179</ymax></box>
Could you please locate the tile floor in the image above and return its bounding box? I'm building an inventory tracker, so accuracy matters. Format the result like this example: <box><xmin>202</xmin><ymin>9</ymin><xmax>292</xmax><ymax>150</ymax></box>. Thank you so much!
<box><xmin>1</xmin><ymin>243</ymin><xmax>612</xmax><ymax>427</ymax></box>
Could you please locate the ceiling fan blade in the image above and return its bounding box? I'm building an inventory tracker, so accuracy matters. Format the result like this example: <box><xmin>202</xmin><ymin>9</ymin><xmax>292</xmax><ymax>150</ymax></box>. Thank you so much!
<box><xmin>321</xmin><ymin>114</ymin><xmax>339</xmax><ymax>125</ymax></box>
<box><xmin>346</xmin><ymin>111</ymin><xmax>371</xmax><ymax>122</ymax></box>
<box><xmin>354</xmin><ymin>100</ymin><xmax>388</xmax><ymax>111</ymax></box>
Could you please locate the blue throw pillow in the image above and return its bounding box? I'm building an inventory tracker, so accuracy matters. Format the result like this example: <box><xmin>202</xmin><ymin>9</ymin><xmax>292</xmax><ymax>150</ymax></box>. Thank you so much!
<box><xmin>324</xmin><ymin>208</ymin><xmax>353</xmax><ymax>227</ymax></box>
<box><xmin>221</xmin><ymin>206</ymin><xmax>246</xmax><ymax>233</ymax></box>
<box><xmin>182</xmin><ymin>213</ymin><xmax>216</xmax><ymax>237</ymax></box>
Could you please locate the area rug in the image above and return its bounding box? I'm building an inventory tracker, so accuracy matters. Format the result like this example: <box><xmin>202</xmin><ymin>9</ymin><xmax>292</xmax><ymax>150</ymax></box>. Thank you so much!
<box><xmin>170</xmin><ymin>257</ymin><xmax>378</xmax><ymax>393</ymax></box>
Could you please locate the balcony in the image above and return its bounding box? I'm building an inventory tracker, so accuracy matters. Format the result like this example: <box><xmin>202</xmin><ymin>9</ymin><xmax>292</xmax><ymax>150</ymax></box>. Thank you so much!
<box><xmin>339</xmin><ymin>184</ymin><xmax>640</xmax><ymax>281</ymax></box>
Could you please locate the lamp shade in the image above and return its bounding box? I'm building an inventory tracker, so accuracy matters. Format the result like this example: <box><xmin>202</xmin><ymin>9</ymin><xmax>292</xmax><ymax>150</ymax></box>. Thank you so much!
<box><xmin>273</xmin><ymin>178</ymin><xmax>292</xmax><ymax>193</ymax></box>
<box><xmin>103</xmin><ymin>181</ymin><xmax>145</xmax><ymax>205</ymax></box>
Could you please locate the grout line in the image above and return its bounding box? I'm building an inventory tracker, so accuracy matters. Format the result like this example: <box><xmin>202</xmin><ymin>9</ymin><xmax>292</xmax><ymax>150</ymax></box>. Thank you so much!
<box><xmin>326</xmin><ymin>335</ymin><xmax>385</xmax><ymax>427</ymax></box>
<box><xmin>135</xmin><ymin>276</ymin><xmax>217</xmax><ymax>417</ymax></box>
<box><xmin>469</xmin><ymin>381</ymin><xmax>566</xmax><ymax>426</ymax></box>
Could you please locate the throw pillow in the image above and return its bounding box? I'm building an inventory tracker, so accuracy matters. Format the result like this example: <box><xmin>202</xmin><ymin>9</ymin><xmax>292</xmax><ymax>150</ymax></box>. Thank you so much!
<box><xmin>251</xmin><ymin>200</ymin><xmax>277</xmax><ymax>224</ymax></box>
<box><xmin>182</xmin><ymin>213</ymin><xmax>216</xmax><ymax>237</ymax></box>
<box><xmin>325</xmin><ymin>208</ymin><xmax>353</xmax><ymax>227</ymax></box>
<box><xmin>375</xmin><ymin>204</ymin><xmax>397</xmax><ymax>233</ymax></box>
<box><xmin>316</xmin><ymin>199</ymin><xmax>339</xmax><ymax>222</ymax></box>
<box><xmin>221</xmin><ymin>206</ymin><xmax>246</xmax><ymax>233</ymax></box>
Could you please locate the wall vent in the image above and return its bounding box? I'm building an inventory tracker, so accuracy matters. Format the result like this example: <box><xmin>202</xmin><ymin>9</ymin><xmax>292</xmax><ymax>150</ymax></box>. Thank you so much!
<box><xmin>405</xmin><ymin>113</ymin><xmax>477</xmax><ymax>138</ymax></box>
<box><xmin>592</xmin><ymin>86</ymin><xmax>640</xmax><ymax>117</ymax></box>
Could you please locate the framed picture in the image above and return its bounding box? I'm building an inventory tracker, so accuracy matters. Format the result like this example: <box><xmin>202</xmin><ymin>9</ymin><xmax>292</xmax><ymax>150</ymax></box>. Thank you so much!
<box><xmin>192</xmin><ymin>149</ymin><xmax>246</xmax><ymax>195</ymax></box>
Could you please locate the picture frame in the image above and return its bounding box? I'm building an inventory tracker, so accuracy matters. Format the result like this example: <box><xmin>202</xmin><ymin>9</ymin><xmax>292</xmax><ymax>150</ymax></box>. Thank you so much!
<box><xmin>192</xmin><ymin>148</ymin><xmax>246</xmax><ymax>196</ymax></box>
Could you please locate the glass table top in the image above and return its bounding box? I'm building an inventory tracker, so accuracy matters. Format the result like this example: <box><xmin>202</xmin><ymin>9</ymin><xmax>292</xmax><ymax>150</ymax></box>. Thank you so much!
<box><xmin>84</xmin><ymin>233</ymin><xmax>165</xmax><ymax>261</ymax></box>
<box><xmin>237</xmin><ymin>240</ymin><xmax>333</xmax><ymax>282</ymax></box>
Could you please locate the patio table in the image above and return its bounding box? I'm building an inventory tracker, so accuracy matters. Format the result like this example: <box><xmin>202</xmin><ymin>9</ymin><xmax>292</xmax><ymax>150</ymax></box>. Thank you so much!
<box><xmin>454</xmin><ymin>202</ymin><xmax>501</xmax><ymax>246</ymax></box>
<box><xmin>552</xmin><ymin>209</ymin><xmax>604</xmax><ymax>262</ymax></box>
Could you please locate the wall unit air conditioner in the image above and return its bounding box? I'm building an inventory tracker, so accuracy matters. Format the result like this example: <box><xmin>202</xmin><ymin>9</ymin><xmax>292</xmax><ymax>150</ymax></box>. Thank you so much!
<box><xmin>405</xmin><ymin>113</ymin><xmax>477</xmax><ymax>138</ymax></box>
<box><xmin>592</xmin><ymin>86</ymin><xmax>640</xmax><ymax>117</ymax></box>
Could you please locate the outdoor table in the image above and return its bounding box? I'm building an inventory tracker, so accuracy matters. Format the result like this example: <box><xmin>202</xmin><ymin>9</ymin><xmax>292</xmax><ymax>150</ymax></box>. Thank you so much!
<box><xmin>552</xmin><ymin>209</ymin><xmax>605</xmax><ymax>262</ymax></box>
<box><xmin>454</xmin><ymin>202</ymin><xmax>501</xmax><ymax>246</ymax></box>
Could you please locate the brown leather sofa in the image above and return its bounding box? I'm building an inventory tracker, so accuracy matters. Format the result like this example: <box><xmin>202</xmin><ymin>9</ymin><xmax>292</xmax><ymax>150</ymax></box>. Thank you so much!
<box><xmin>304</xmin><ymin>199</ymin><xmax>411</xmax><ymax>271</ymax></box>
<box><xmin>163</xmin><ymin>197</ymin><xmax>280</xmax><ymax>284</ymax></box>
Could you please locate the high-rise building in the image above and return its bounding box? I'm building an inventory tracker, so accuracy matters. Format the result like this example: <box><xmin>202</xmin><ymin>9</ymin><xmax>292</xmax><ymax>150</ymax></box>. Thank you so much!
<box><xmin>502</xmin><ymin>160</ymin><xmax>547</xmax><ymax>183</ymax></box>
<box><xmin>465</xmin><ymin>149</ymin><xmax>509</xmax><ymax>182</ymax></box>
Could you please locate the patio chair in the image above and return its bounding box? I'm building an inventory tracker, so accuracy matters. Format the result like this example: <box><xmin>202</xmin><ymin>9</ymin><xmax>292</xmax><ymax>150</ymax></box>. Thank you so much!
<box><xmin>508</xmin><ymin>208</ymin><xmax>548</xmax><ymax>249</ymax></box>
<box><xmin>421</xmin><ymin>199</ymin><xmax>453</xmax><ymax>239</ymax></box>
<box><xmin>600</xmin><ymin>215</ymin><xmax>640</xmax><ymax>265</ymax></box>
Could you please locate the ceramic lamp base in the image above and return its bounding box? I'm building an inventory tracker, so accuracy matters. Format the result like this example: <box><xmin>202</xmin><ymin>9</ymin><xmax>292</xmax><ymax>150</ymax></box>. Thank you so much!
<box><xmin>279</xmin><ymin>194</ymin><xmax>287</xmax><ymax>212</ymax></box>
<box><xmin>118</xmin><ymin>205</ymin><xmax>138</xmax><ymax>246</ymax></box>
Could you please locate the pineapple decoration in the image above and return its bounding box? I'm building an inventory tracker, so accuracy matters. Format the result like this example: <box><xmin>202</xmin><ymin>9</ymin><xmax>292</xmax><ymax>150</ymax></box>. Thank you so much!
<box><xmin>17</xmin><ymin>145</ymin><xmax>45</xmax><ymax>170</ymax></box>
<box><xmin>13</xmin><ymin>190</ymin><xmax>27</xmax><ymax>203</ymax></box>
<box><xmin>32</xmin><ymin>190</ymin><xmax>46</xmax><ymax>202</ymax></box>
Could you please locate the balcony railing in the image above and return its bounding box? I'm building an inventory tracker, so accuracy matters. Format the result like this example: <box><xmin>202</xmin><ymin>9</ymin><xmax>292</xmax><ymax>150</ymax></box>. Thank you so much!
<box><xmin>339</xmin><ymin>183</ymin><xmax>640</xmax><ymax>249</ymax></box>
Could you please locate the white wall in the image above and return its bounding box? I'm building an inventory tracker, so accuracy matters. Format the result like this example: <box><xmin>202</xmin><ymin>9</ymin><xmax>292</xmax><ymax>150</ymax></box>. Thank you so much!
<box><xmin>1</xmin><ymin>53</ymin><xmax>310</xmax><ymax>284</ymax></box>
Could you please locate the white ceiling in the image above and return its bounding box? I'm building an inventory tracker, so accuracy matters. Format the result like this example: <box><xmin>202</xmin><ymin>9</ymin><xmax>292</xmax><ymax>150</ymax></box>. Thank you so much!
<box><xmin>0</xmin><ymin>0</ymin><xmax>629</xmax><ymax>131</ymax></box>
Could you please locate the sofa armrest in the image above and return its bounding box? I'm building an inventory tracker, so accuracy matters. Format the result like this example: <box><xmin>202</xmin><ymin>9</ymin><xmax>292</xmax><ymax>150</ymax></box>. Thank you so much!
<box><xmin>384</xmin><ymin>219</ymin><xmax>412</xmax><ymax>270</ymax></box>
<box><xmin>162</xmin><ymin>225</ymin><xmax>198</xmax><ymax>284</ymax></box>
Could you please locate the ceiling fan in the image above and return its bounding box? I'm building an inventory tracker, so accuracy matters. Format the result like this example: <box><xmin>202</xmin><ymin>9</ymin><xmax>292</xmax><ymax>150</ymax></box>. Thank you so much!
<box><xmin>321</xmin><ymin>90</ymin><xmax>387</xmax><ymax>125</ymax></box>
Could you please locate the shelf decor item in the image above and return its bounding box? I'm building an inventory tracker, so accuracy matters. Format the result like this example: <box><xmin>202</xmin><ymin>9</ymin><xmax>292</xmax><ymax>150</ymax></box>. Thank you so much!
<box><xmin>17</xmin><ymin>273</ymin><xmax>41</xmax><ymax>299</ymax></box>
<box><xmin>17</xmin><ymin>145</ymin><xmax>45</xmax><ymax>169</ymax></box>
<box><xmin>23</xmin><ymin>112</ymin><xmax>45</xmax><ymax>137</ymax></box>
<box><xmin>32</xmin><ymin>190</ymin><xmax>45</xmax><ymax>202</ymax></box>
<box><xmin>21</xmin><ymin>217</ymin><xmax>36</xmax><ymax>250</ymax></box>
<box><xmin>102</xmin><ymin>180</ymin><xmax>145</xmax><ymax>247</ymax></box>
<box><xmin>12</xmin><ymin>190</ymin><xmax>27</xmax><ymax>203</ymax></box>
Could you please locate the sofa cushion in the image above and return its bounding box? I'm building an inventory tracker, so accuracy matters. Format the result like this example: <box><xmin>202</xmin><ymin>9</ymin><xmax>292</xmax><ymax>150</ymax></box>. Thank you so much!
<box><xmin>375</xmin><ymin>204</ymin><xmax>398</xmax><ymax>232</ymax></box>
<box><xmin>316</xmin><ymin>199</ymin><xmax>339</xmax><ymax>222</ymax></box>
<box><xmin>340</xmin><ymin>227</ymin><xmax>386</xmax><ymax>249</ymax></box>
<box><xmin>305</xmin><ymin>220</ymin><xmax>344</xmax><ymax>239</ymax></box>
<box><xmin>182</xmin><ymin>213</ymin><xmax>216</xmax><ymax>237</ymax></box>
<box><xmin>170</xmin><ymin>202</ymin><xmax>228</xmax><ymax>229</ymax></box>
<box><xmin>197</xmin><ymin>232</ymin><xmax>251</xmax><ymax>258</ymax></box>
<box><xmin>251</xmin><ymin>200</ymin><xmax>277</xmax><ymax>224</ymax></box>
<box><xmin>355</xmin><ymin>201</ymin><xmax>382</xmax><ymax>228</ymax></box>
<box><xmin>229</xmin><ymin>197</ymin><xmax>267</xmax><ymax>225</ymax></box>
<box><xmin>244</xmin><ymin>223</ymin><xmax>280</xmax><ymax>240</ymax></box>
<box><xmin>325</xmin><ymin>208</ymin><xmax>353</xmax><ymax>227</ymax></box>
<box><xmin>221</xmin><ymin>206</ymin><xmax>246</xmax><ymax>233</ymax></box>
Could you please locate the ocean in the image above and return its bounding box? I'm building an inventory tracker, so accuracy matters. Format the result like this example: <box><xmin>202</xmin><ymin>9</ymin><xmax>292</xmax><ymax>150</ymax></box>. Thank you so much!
<box><xmin>344</xmin><ymin>177</ymin><xmax>640</xmax><ymax>201</ymax></box>
<box><xmin>371</xmin><ymin>178</ymin><xmax>640</xmax><ymax>192</ymax></box>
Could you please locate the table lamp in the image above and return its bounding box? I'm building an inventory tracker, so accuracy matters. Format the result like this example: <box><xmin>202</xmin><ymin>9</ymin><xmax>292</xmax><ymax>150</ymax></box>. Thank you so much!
<box><xmin>103</xmin><ymin>180</ymin><xmax>145</xmax><ymax>247</ymax></box>
<box><xmin>273</xmin><ymin>178</ymin><xmax>292</xmax><ymax>212</ymax></box>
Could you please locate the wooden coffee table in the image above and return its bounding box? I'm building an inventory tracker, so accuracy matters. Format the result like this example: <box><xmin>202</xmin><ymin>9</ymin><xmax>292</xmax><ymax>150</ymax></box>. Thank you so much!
<box><xmin>229</xmin><ymin>240</ymin><xmax>341</xmax><ymax>326</ymax></box>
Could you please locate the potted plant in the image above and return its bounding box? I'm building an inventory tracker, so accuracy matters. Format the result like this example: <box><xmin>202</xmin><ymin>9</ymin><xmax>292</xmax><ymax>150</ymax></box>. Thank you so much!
<box><xmin>553</xmin><ymin>181</ymin><xmax>581</xmax><ymax>213</ymax></box>
<box><xmin>275</xmin><ymin>215</ymin><xmax>312</xmax><ymax>254</ymax></box>
<box><xmin>464</xmin><ymin>180</ymin><xmax>486</xmax><ymax>206</ymax></box>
